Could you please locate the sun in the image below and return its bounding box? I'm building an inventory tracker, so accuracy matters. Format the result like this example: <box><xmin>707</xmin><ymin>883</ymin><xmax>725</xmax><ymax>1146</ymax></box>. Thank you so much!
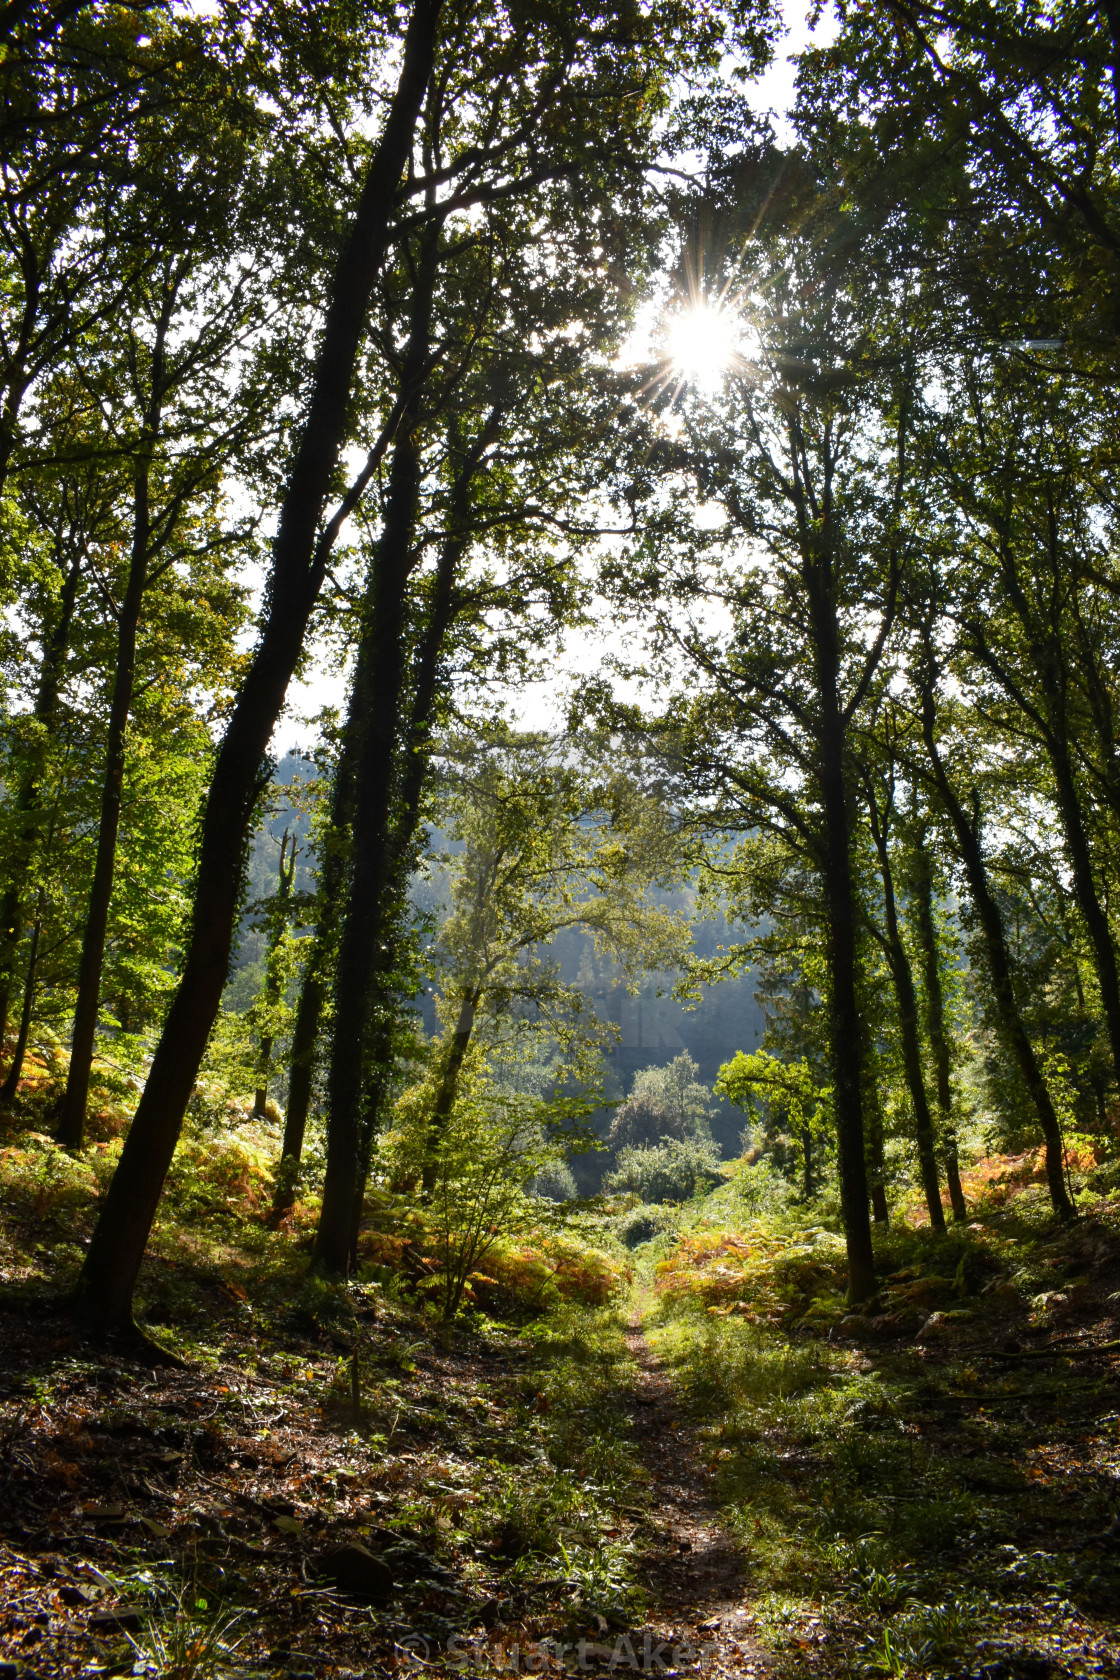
<box><xmin>665</xmin><ymin>303</ymin><xmax>749</xmax><ymax>390</ymax></box>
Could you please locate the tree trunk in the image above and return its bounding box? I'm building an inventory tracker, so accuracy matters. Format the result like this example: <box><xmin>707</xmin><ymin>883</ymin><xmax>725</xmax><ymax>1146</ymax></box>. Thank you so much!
<box><xmin>867</xmin><ymin>790</ymin><xmax>946</xmax><ymax>1230</ymax></box>
<box><xmin>252</xmin><ymin>830</ymin><xmax>296</xmax><ymax>1120</ymax></box>
<box><xmin>56</xmin><ymin>420</ymin><xmax>158</xmax><ymax>1150</ymax></box>
<box><xmin>0</xmin><ymin>547</ymin><xmax>81</xmax><ymax>1058</ymax></box>
<box><xmin>864</xmin><ymin>1074</ymin><xmax>889</xmax><ymax>1224</ymax></box>
<box><xmin>920</xmin><ymin>686</ymin><xmax>1074</xmax><ymax>1219</ymax></box>
<box><xmin>806</xmin><ymin>549</ymin><xmax>876</xmax><ymax>1302</ymax></box>
<box><xmin>271</xmin><ymin>432</ymin><xmax>472</xmax><ymax>1239</ymax></box>
<box><xmin>69</xmin><ymin>0</ymin><xmax>443</xmax><ymax>1336</ymax></box>
<box><xmin>269</xmin><ymin>739</ymin><xmax>359</xmax><ymax>1226</ymax></box>
<box><xmin>1046</xmin><ymin>726</ymin><xmax>1120</xmax><ymax>1094</ymax></box>
<box><xmin>977</xmin><ymin>582</ymin><xmax>1120</xmax><ymax>1098</ymax></box>
<box><xmin>0</xmin><ymin>894</ymin><xmax>42</xmax><ymax>1104</ymax></box>
<box><xmin>909</xmin><ymin>828</ymin><xmax>967</xmax><ymax>1221</ymax></box>
<box><xmin>801</xmin><ymin>1124</ymin><xmax>815</xmax><ymax>1200</ymax></box>
<box><xmin>313</xmin><ymin>228</ymin><xmax>442</xmax><ymax>1276</ymax></box>
<box><xmin>419</xmin><ymin>992</ymin><xmax>479</xmax><ymax>1188</ymax></box>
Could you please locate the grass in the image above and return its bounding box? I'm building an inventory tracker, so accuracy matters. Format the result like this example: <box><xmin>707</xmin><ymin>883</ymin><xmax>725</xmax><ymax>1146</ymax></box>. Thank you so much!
<box><xmin>641</xmin><ymin>1174</ymin><xmax>1120</xmax><ymax>1679</ymax></box>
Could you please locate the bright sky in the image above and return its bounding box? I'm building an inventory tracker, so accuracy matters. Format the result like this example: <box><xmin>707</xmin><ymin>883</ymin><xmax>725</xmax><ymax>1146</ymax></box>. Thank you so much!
<box><xmin>278</xmin><ymin>3</ymin><xmax>839</xmax><ymax>753</ymax></box>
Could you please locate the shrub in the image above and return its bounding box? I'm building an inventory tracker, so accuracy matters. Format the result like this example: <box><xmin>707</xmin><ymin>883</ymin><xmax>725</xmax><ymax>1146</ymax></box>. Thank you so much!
<box><xmin>616</xmin><ymin>1201</ymin><xmax>681</xmax><ymax>1247</ymax></box>
<box><xmin>609</xmin><ymin>1050</ymin><xmax>715</xmax><ymax>1150</ymax></box>
<box><xmin>606</xmin><ymin>1134</ymin><xmax>722</xmax><ymax>1203</ymax></box>
<box><xmin>0</xmin><ymin>1136</ymin><xmax>98</xmax><ymax>1218</ymax></box>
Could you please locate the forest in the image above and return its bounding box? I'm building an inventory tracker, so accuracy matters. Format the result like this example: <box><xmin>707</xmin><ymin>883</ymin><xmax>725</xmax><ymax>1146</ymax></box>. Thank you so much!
<box><xmin>1</xmin><ymin>1</ymin><xmax>1119</xmax><ymax>1678</ymax></box>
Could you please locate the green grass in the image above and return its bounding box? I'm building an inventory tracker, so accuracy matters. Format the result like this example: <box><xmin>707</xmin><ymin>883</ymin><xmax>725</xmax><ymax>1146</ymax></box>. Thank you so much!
<box><xmin>641</xmin><ymin>1185</ymin><xmax>1120</xmax><ymax>1679</ymax></box>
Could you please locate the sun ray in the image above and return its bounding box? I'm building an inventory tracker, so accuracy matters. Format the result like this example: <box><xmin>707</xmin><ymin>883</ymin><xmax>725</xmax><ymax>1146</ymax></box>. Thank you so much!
<box><xmin>664</xmin><ymin>301</ymin><xmax>753</xmax><ymax>391</ymax></box>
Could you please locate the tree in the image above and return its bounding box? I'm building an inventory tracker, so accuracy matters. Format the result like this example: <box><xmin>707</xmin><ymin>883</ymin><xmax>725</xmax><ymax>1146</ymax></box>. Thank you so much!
<box><xmin>609</xmin><ymin>1050</ymin><xmax>714</xmax><ymax>1152</ymax></box>
<box><xmin>71</xmin><ymin>0</ymin><xmax>446</xmax><ymax>1338</ymax></box>
<box><xmin>903</xmin><ymin>816</ymin><xmax>968</xmax><ymax>1221</ymax></box>
<box><xmin>860</xmin><ymin>746</ymin><xmax>946</xmax><ymax>1230</ymax></box>
<box><xmin>602</xmin><ymin>205</ymin><xmax>915</xmax><ymax>1297</ymax></box>
<box><xmin>410</xmin><ymin>730</ymin><xmax>689</xmax><ymax>1206</ymax></box>
<box><xmin>717</xmin><ymin>1048</ymin><xmax>831</xmax><ymax>1202</ymax></box>
<box><xmin>310</xmin><ymin>0</ymin><xmax>750</xmax><ymax>1271</ymax></box>
<box><xmin>912</xmin><ymin>623</ymin><xmax>1075</xmax><ymax>1219</ymax></box>
<box><xmin>56</xmin><ymin>124</ymin><xmax>277</xmax><ymax>1146</ymax></box>
<box><xmin>250</xmin><ymin>831</ymin><xmax>298</xmax><ymax>1122</ymax></box>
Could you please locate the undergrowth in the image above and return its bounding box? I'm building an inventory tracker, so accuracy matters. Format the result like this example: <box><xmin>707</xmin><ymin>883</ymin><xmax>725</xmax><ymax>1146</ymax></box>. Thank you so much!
<box><xmin>643</xmin><ymin>1171</ymin><xmax>1120</xmax><ymax>1680</ymax></box>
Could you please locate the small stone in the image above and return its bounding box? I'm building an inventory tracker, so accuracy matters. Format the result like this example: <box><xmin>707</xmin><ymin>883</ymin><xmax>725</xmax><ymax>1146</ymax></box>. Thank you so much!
<box><xmin>58</xmin><ymin>1583</ymin><xmax>99</xmax><ymax>1606</ymax></box>
<box><xmin>89</xmin><ymin>1606</ymin><xmax>144</xmax><ymax>1632</ymax></box>
<box><xmin>314</xmin><ymin>1543</ymin><xmax>394</xmax><ymax>1600</ymax></box>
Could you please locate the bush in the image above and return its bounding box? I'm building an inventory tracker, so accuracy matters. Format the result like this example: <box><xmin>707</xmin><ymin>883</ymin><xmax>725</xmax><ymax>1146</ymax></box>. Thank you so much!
<box><xmin>468</xmin><ymin>1230</ymin><xmax>629</xmax><ymax>1315</ymax></box>
<box><xmin>616</xmin><ymin>1201</ymin><xmax>681</xmax><ymax>1248</ymax></box>
<box><xmin>606</xmin><ymin>1134</ymin><xmax>722</xmax><ymax>1203</ymax></box>
<box><xmin>528</xmin><ymin>1160</ymin><xmax>577</xmax><ymax>1200</ymax></box>
<box><xmin>609</xmin><ymin>1050</ymin><xmax>715</xmax><ymax>1150</ymax></box>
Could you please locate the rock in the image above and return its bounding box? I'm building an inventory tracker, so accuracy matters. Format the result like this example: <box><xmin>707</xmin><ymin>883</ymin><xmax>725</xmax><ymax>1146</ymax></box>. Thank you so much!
<box><xmin>89</xmin><ymin>1606</ymin><xmax>144</xmax><ymax>1633</ymax></box>
<box><xmin>58</xmin><ymin>1583</ymin><xmax>100</xmax><ymax>1606</ymax></box>
<box><xmin>314</xmin><ymin>1543</ymin><xmax>394</xmax><ymax>1600</ymax></box>
<box><xmin>81</xmin><ymin>1504</ymin><xmax>129</xmax><ymax>1525</ymax></box>
<box><xmin>382</xmin><ymin>1541</ymin><xmax>453</xmax><ymax>1582</ymax></box>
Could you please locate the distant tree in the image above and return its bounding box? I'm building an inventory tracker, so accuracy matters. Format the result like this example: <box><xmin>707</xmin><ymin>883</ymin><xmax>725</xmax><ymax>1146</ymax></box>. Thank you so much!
<box><xmin>717</xmin><ymin>1049</ymin><xmax>830</xmax><ymax>1202</ymax></box>
<box><xmin>609</xmin><ymin>1051</ymin><xmax>714</xmax><ymax>1152</ymax></box>
<box><xmin>606</xmin><ymin>1133</ymin><xmax>721</xmax><ymax>1205</ymax></box>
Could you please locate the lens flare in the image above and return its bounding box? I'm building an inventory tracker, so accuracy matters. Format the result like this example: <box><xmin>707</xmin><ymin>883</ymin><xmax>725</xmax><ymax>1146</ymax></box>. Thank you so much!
<box><xmin>665</xmin><ymin>303</ymin><xmax>747</xmax><ymax>389</ymax></box>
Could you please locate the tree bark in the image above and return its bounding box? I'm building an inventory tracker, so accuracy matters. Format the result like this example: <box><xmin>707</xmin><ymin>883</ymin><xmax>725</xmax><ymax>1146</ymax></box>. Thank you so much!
<box><xmin>56</xmin><ymin>303</ymin><xmax>169</xmax><ymax>1151</ymax></box>
<box><xmin>269</xmin><ymin>737</ymin><xmax>359</xmax><ymax>1226</ymax></box>
<box><xmin>1045</xmin><ymin>722</ymin><xmax>1120</xmax><ymax>1093</ymax></box>
<box><xmin>920</xmin><ymin>684</ymin><xmax>1074</xmax><ymax>1219</ymax></box>
<box><xmin>252</xmin><ymin>830</ymin><xmax>296</xmax><ymax>1120</ymax></box>
<box><xmin>970</xmin><ymin>576</ymin><xmax>1120</xmax><ymax>1097</ymax></box>
<box><xmin>0</xmin><ymin>893</ymin><xmax>42</xmax><ymax>1104</ymax></box>
<box><xmin>805</xmin><ymin>543</ymin><xmax>876</xmax><ymax>1302</ymax></box>
<box><xmin>909</xmin><ymin>826</ymin><xmax>967</xmax><ymax>1220</ymax></box>
<box><xmin>314</xmin><ymin>394</ymin><xmax>497</xmax><ymax>1269</ymax></box>
<box><xmin>69</xmin><ymin>0</ymin><xmax>443</xmax><ymax>1336</ymax></box>
<box><xmin>313</xmin><ymin>227</ymin><xmax>442</xmax><ymax>1276</ymax></box>
<box><xmin>864</xmin><ymin>1062</ymin><xmax>889</xmax><ymax>1223</ymax></box>
<box><xmin>0</xmin><ymin>545</ymin><xmax>81</xmax><ymax>1058</ymax></box>
<box><xmin>866</xmin><ymin>788</ymin><xmax>946</xmax><ymax>1229</ymax></box>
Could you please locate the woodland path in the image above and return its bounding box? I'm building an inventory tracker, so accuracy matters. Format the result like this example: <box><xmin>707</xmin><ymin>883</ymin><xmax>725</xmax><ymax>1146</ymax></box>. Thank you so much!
<box><xmin>621</xmin><ymin>1309</ymin><xmax>775</xmax><ymax>1678</ymax></box>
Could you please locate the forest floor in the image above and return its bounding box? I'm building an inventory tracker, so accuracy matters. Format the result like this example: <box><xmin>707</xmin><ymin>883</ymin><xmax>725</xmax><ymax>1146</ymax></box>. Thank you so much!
<box><xmin>1</xmin><ymin>1125</ymin><xmax>1120</xmax><ymax>1680</ymax></box>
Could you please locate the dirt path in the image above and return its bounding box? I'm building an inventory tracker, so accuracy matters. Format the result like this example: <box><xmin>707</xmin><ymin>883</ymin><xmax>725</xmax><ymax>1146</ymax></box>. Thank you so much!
<box><xmin>623</xmin><ymin>1314</ymin><xmax>774</xmax><ymax>1677</ymax></box>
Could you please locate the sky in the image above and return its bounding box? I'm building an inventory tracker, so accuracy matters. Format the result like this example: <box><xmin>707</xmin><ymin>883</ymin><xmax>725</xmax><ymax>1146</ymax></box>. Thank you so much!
<box><xmin>277</xmin><ymin>2</ymin><xmax>840</xmax><ymax>753</ymax></box>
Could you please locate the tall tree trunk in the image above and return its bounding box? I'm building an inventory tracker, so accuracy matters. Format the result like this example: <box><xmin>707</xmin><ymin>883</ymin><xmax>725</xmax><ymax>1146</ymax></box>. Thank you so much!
<box><xmin>920</xmin><ymin>683</ymin><xmax>1074</xmax><ymax>1220</ymax></box>
<box><xmin>866</xmin><ymin>788</ymin><xmax>946</xmax><ymax>1229</ymax></box>
<box><xmin>313</xmin><ymin>227</ymin><xmax>442</xmax><ymax>1276</ymax></box>
<box><xmin>806</xmin><ymin>549</ymin><xmax>876</xmax><ymax>1302</ymax></box>
<box><xmin>0</xmin><ymin>546</ymin><xmax>81</xmax><ymax>1058</ymax></box>
<box><xmin>270</xmin><ymin>436</ymin><xmax>472</xmax><ymax>1236</ymax></box>
<box><xmin>56</xmin><ymin>383</ymin><xmax>162</xmax><ymax>1150</ymax></box>
<box><xmin>340</xmin><ymin>424</ymin><xmax>500</xmax><ymax>1258</ymax></box>
<box><xmin>270</xmin><ymin>821</ymin><xmax>350</xmax><ymax>1222</ymax></box>
<box><xmin>863</xmin><ymin>1061</ymin><xmax>889</xmax><ymax>1224</ymax></box>
<box><xmin>909</xmin><ymin>826</ymin><xmax>967</xmax><ymax>1220</ymax></box>
<box><xmin>252</xmin><ymin>830</ymin><xmax>296</xmax><ymax>1119</ymax></box>
<box><xmin>419</xmin><ymin>990</ymin><xmax>480</xmax><ymax>1191</ymax></box>
<box><xmin>0</xmin><ymin>892</ymin><xmax>42</xmax><ymax>1104</ymax></box>
<box><xmin>1045</xmin><ymin>724</ymin><xmax>1120</xmax><ymax>1092</ymax></box>
<box><xmin>975</xmin><ymin>582</ymin><xmax>1120</xmax><ymax>1097</ymax></box>
<box><xmin>69</xmin><ymin>0</ymin><xmax>443</xmax><ymax>1337</ymax></box>
<box><xmin>315</xmin><ymin>402</ymin><xmax>496</xmax><ymax>1269</ymax></box>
